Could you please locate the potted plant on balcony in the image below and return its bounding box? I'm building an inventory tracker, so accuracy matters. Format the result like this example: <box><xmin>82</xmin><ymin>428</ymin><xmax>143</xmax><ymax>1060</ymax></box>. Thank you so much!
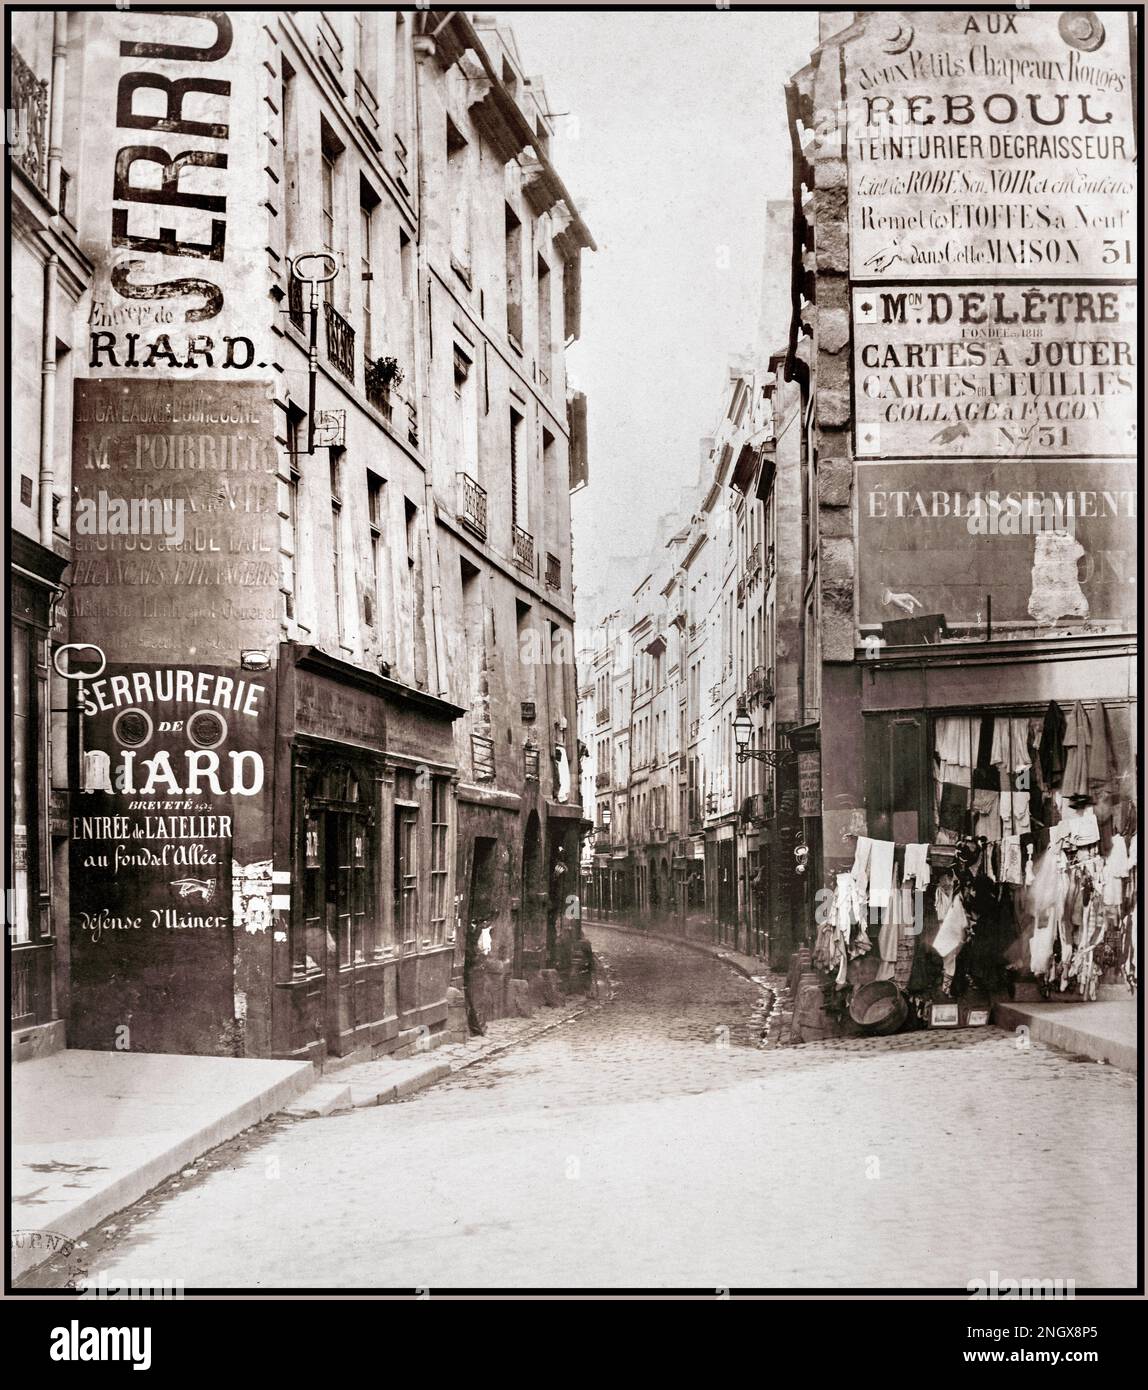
<box><xmin>374</xmin><ymin>356</ymin><xmax>404</xmax><ymax>392</ymax></box>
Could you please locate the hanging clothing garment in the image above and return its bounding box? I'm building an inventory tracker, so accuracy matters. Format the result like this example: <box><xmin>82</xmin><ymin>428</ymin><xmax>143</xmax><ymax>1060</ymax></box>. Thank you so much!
<box><xmin>850</xmin><ymin>837</ymin><xmax>873</xmax><ymax>899</ymax></box>
<box><xmin>1061</xmin><ymin>702</ymin><xmax>1092</xmax><ymax>799</ymax></box>
<box><xmin>1030</xmin><ymin>913</ymin><xmax>1056</xmax><ymax>975</ymax></box>
<box><xmin>1062</xmin><ymin>806</ymin><xmax>1100</xmax><ymax>848</ymax></box>
<box><xmin>834</xmin><ymin>872</ymin><xmax>861</xmax><ymax>985</ymax></box>
<box><xmin>991</xmin><ymin>716</ymin><xmax>1033</xmax><ymax>774</ymax></box>
<box><xmin>933</xmin><ymin>892</ymin><xmax>969</xmax><ymax>960</ymax></box>
<box><xmin>933</xmin><ymin>876</ymin><xmax>955</xmax><ymax>926</ymax></box>
<box><xmin>867</xmin><ymin>839</ymin><xmax>895</xmax><ymax>911</ymax></box>
<box><xmin>1087</xmin><ymin>703</ymin><xmax>1116</xmax><ymax>792</ymax></box>
<box><xmin>1040</xmin><ymin>701</ymin><xmax>1067</xmax><ymax>789</ymax></box>
<box><xmin>935</xmin><ymin>716</ymin><xmax>978</xmax><ymax>768</ymax></box>
<box><xmin>972</xmin><ymin>788</ymin><xmax>1002</xmax><ymax>842</ymax></box>
<box><xmin>937</xmin><ymin>761</ymin><xmax>973</xmax><ymax>788</ymax></box>
<box><xmin>875</xmin><ymin>868</ymin><xmax>903</xmax><ymax>981</ymax></box>
<box><xmin>933</xmin><ymin>894</ymin><xmax>969</xmax><ymax>983</ymax></box>
<box><xmin>554</xmin><ymin>745</ymin><xmax>571</xmax><ymax>802</ymax></box>
<box><xmin>999</xmin><ymin>790</ymin><xmax>1031</xmax><ymax>836</ymax></box>
<box><xmin>1001</xmin><ymin>835</ymin><xmax>1024</xmax><ymax>886</ymax></box>
<box><xmin>904</xmin><ymin>843</ymin><xmax>931</xmax><ymax>889</ymax></box>
<box><xmin>1103</xmin><ymin>834</ymin><xmax>1129</xmax><ymax>907</ymax></box>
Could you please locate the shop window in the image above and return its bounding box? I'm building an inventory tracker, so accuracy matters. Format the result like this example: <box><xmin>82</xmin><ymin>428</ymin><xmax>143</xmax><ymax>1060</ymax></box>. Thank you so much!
<box><xmin>393</xmin><ymin>769</ymin><xmax>419</xmax><ymax>945</ymax></box>
<box><xmin>9</xmin><ymin>624</ymin><xmax>32</xmax><ymax>944</ymax></box>
<box><xmin>864</xmin><ymin>713</ymin><xmax>927</xmax><ymax>844</ymax></box>
<box><xmin>430</xmin><ymin>777</ymin><xmax>450</xmax><ymax>945</ymax></box>
<box><xmin>297</xmin><ymin>761</ymin><xmax>377</xmax><ymax>977</ymax></box>
<box><xmin>301</xmin><ymin>813</ymin><xmax>323</xmax><ymax>974</ymax></box>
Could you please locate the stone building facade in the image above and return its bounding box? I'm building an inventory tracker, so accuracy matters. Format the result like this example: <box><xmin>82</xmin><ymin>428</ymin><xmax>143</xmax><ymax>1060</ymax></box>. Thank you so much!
<box><xmin>785</xmin><ymin>9</ymin><xmax>1138</xmax><ymax>904</ymax></box>
<box><xmin>9</xmin><ymin>9</ymin><xmax>591</xmax><ymax>1061</ymax></box>
<box><xmin>9</xmin><ymin>11</ymin><xmax>93</xmax><ymax>1060</ymax></box>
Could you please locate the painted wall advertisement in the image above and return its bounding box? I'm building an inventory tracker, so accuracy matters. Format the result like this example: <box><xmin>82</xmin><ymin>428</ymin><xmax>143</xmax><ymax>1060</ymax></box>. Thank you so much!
<box><xmin>856</xmin><ymin>461</ymin><xmax>1136</xmax><ymax>630</ymax></box>
<box><xmin>798</xmin><ymin>751</ymin><xmax>822</xmax><ymax>819</ymax></box>
<box><xmin>853</xmin><ymin>283</ymin><xmax>1137</xmax><ymax>458</ymax></box>
<box><xmin>845</xmin><ymin>10</ymin><xmax>1136</xmax><ymax>281</ymax></box>
<box><xmin>70</xmin><ymin>378</ymin><xmax>279</xmax><ymax>665</ymax></box>
<box><xmin>69</xmin><ymin>663</ymin><xmax>272</xmax><ymax>1053</ymax></box>
<box><xmin>80</xmin><ymin>8</ymin><xmax>265</xmax><ymax>374</ymax></box>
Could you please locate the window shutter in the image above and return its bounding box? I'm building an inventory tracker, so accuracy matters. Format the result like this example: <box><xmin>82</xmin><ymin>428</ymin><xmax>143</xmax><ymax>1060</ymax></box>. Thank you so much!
<box><xmin>567</xmin><ymin>391</ymin><xmax>588</xmax><ymax>493</ymax></box>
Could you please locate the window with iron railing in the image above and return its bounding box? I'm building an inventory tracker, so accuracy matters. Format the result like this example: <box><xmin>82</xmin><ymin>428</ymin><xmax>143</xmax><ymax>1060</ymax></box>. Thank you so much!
<box><xmin>458</xmin><ymin>472</ymin><xmax>487</xmax><ymax>540</ymax></box>
<box><xmin>545</xmin><ymin>552</ymin><xmax>561</xmax><ymax>590</ymax></box>
<box><xmin>512</xmin><ymin>524</ymin><xmax>534</xmax><ymax>574</ymax></box>
<box><xmin>10</xmin><ymin>49</ymin><xmax>48</xmax><ymax>191</ymax></box>
<box><xmin>324</xmin><ymin>300</ymin><xmax>355</xmax><ymax>382</ymax></box>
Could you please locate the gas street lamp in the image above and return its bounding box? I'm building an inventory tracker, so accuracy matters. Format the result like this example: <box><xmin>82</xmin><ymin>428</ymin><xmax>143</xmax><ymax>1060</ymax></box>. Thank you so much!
<box><xmin>732</xmin><ymin>698</ymin><xmax>796</xmax><ymax>767</ymax></box>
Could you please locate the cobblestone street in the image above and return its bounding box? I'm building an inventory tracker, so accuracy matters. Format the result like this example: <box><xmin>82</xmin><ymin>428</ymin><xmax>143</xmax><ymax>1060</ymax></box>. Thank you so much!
<box><xmin>64</xmin><ymin>924</ymin><xmax>1137</xmax><ymax>1291</ymax></box>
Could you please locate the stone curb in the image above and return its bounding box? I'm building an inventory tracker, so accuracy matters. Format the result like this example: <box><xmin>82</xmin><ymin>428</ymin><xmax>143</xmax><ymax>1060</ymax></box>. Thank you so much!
<box><xmin>991</xmin><ymin>1000</ymin><xmax>1138</xmax><ymax>1075</ymax></box>
<box><xmin>448</xmin><ymin>997</ymin><xmax>604</xmax><ymax>1076</ymax></box>
<box><xmin>284</xmin><ymin>997</ymin><xmax>605</xmax><ymax>1118</ymax></box>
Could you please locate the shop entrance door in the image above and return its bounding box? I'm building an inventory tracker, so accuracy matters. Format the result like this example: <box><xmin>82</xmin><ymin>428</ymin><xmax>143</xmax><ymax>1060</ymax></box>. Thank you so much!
<box><xmin>300</xmin><ymin>760</ymin><xmax>372</xmax><ymax>1060</ymax></box>
<box><xmin>323</xmin><ymin>811</ymin><xmax>351</xmax><ymax>1055</ymax></box>
<box><xmin>717</xmin><ymin>839</ymin><xmax>737</xmax><ymax>943</ymax></box>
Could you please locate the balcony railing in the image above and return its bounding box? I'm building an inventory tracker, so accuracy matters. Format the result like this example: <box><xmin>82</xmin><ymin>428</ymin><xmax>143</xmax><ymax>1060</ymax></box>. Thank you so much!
<box><xmin>324</xmin><ymin>300</ymin><xmax>355</xmax><ymax>382</ymax></box>
<box><xmin>595</xmin><ymin>770</ymin><xmax>611</xmax><ymax>789</ymax></box>
<box><xmin>364</xmin><ymin>356</ymin><xmax>394</xmax><ymax>418</ymax></box>
<box><xmin>746</xmin><ymin>665</ymin><xmax>775</xmax><ymax>707</ymax></box>
<box><xmin>596</xmin><ymin>707</ymin><xmax>610</xmax><ymax>726</ymax></box>
<box><xmin>457</xmin><ymin>472</ymin><xmax>487</xmax><ymax>540</ymax></box>
<box><xmin>545</xmin><ymin>552</ymin><xmax>561</xmax><ymax>590</ymax></box>
<box><xmin>746</xmin><ymin>541</ymin><xmax>762</xmax><ymax>578</ymax></box>
<box><xmin>512</xmin><ymin>524</ymin><xmax>534</xmax><ymax>574</ymax></box>
<box><xmin>10</xmin><ymin>49</ymin><xmax>48</xmax><ymax>192</ymax></box>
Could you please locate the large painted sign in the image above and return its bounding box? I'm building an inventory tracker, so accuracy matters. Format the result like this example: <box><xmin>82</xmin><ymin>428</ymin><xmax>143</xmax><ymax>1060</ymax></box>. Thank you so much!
<box><xmin>81</xmin><ymin>8</ymin><xmax>267</xmax><ymax>373</ymax></box>
<box><xmin>853</xmin><ymin>283</ymin><xmax>1137</xmax><ymax>458</ymax></box>
<box><xmin>69</xmin><ymin>663</ymin><xmax>273</xmax><ymax>1053</ymax></box>
<box><xmin>845</xmin><ymin>10</ymin><xmax>1136</xmax><ymax>280</ymax></box>
<box><xmin>70</xmin><ymin>379</ymin><xmax>278</xmax><ymax>664</ymax></box>
<box><xmin>856</xmin><ymin>461</ymin><xmax>1137</xmax><ymax>629</ymax></box>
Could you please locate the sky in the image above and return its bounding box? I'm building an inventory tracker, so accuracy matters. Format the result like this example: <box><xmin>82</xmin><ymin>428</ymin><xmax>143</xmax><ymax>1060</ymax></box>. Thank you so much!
<box><xmin>492</xmin><ymin>8</ymin><xmax>820</xmax><ymax>615</ymax></box>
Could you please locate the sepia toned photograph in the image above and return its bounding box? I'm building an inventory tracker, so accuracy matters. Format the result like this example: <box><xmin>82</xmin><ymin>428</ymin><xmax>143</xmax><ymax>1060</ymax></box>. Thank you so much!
<box><xmin>4</xmin><ymin>0</ymin><xmax>1141</xmax><ymax>1337</ymax></box>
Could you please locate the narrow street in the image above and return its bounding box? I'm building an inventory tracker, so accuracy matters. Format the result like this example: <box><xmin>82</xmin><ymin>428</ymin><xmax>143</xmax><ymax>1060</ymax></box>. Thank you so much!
<box><xmin>62</xmin><ymin>923</ymin><xmax>1136</xmax><ymax>1291</ymax></box>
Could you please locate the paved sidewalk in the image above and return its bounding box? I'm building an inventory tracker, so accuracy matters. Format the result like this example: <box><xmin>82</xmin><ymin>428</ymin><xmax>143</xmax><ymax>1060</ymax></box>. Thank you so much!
<box><xmin>992</xmin><ymin>997</ymin><xmax>1138</xmax><ymax>1073</ymax></box>
<box><xmin>11</xmin><ymin>1050</ymin><xmax>313</xmax><ymax>1280</ymax></box>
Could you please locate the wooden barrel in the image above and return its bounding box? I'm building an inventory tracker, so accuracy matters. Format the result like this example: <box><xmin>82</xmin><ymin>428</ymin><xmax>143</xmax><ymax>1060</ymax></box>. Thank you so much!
<box><xmin>792</xmin><ymin>974</ymin><xmax>833</xmax><ymax>1041</ymax></box>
